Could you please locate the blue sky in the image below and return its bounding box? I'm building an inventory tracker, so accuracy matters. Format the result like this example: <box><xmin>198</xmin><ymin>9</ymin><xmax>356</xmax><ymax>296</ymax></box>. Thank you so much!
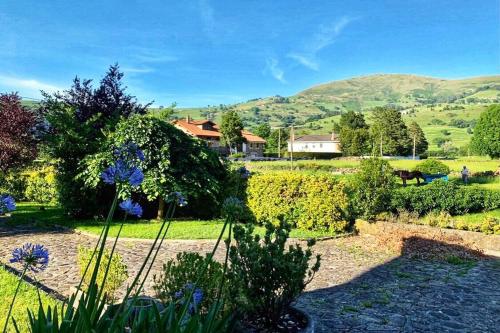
<box><xmin>0</xmin><ymin>0</ymin><xmax>499</xmax><ymax>107</ymax></box>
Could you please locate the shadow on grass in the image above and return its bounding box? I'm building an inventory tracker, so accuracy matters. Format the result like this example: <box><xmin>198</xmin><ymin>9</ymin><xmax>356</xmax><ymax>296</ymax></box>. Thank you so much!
<box><xmin>297</xmin><ymin>237</ymin><xmax>500</xmax><ymax>332</ymax></box>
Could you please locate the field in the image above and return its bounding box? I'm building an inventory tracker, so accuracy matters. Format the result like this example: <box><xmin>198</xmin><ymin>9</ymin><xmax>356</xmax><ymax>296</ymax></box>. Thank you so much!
<box><xmin>0</xmin><ymin>267</ymin><xmax>60</xmax><ymax>332</ymax></box>
<box><xmin>8</xmin><ymin>203</ymin><xmax>340</xmax><ymax>240</ymax></box>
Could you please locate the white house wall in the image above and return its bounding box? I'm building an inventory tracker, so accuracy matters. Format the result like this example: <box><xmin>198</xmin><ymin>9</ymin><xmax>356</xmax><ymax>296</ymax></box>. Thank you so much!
<box><xmin>288</xmin><ymin>141</ymin><xmax>341</xmax><ymax>153</ymax></box>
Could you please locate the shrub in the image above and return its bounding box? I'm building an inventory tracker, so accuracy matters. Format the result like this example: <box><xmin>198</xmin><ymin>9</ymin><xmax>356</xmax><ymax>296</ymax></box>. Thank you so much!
<box><xmin>221</xmin><ymin>164</ymin><xmax>255</xmax><ymax>223</ymax></box>
<box><xmin>424</xmin><ymin>211</ymin><xmax>454</xmax><ymax>228</ymax></box>
<box><xmin>414</xmin><ymin>159</ymin><xmax>450</xmax><ymax>175</ymax></box>
<box><xmin>480</xmin><ymin>216</ymin><xmax>500</xmax><ymax>235</ymax></box>
<box><xmin>246</xmin><ymin>172</ymin><xmax>351</xmax><ymax>232</ymax></box>
<box><xmin>0</xmin><ymin>172</ymin><xmax>27</xmax><ymax>201</ymax></box>
<box><xmin>392</xmin><ymin>181</ymin><xmax>500</xmax><ymax>216</ymax></box>
<box><xmin>77</xmin><ymin>246</ymin><xmax>128</xmax><ymax>303</ymax></box>
<box><xmin>353</xmin><ymin>158</ymin><xmax>396</xmax><ymax>219</ymax></box>
<box><xmin>153</xmin><ymin>252</ymin><xmax>225</xmax><ymax>314</ymax></box>
<box><xmin>24</xmin><ymin>166</ymin><xmax>58</xmax><ymax>206</ymax></box>
<box><xmin>228</xmin><ymin>221</ymin><xmax>320</xmax><ymax>327</ymax></box>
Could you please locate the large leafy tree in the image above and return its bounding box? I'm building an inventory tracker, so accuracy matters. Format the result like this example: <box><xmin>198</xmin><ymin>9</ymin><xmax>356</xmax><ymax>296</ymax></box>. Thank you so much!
<box><xmin>253</xmin><ymin>123</ymin><xmax>271</xmax><ymax>140</ymax></box>
<box><xmin>81</xmin><ymin>116</ymin><xmax>227</xmax><ymax>219</ymax></box>
<box><xmin>220</xmin><ymin>110</ymin><xmax>244</xmax><ymax>152</ymax></box>
<box><xmin>471</xmin><ymin>104</ymin><xmax>500</xmax><ymax>158</ymax></box>
<box><xmin>266</xmin><ymin>128</ymin><xmax>289</xmax><ymax>155</ymax></box>
<box><xmin>407</xmin><ymin>121</ymin><xmax>428</xmax><ymax>155</ymax></box>
<box><xmin>338</xmin><ymin>111</ymin><xmax>370</xmax><ymax>156</ymax></box>
<box><xmin>41</xmin><ymin>64</ymin><xmax>149</xmax><ymax>216</ymax></box>
<box><xmin>370</xmin><ymin>107</ymin><xmax>411</xmax><ymax>156</ymax></box>
<box><xmin>0</xmin><ymin>93</ymin><xmax>38</xmax><ymax>172</ymax></box>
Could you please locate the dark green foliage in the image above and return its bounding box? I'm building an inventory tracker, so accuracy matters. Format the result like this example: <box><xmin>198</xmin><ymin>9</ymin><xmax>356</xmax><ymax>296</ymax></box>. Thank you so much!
<box><xmin>266</xmin><ymin>128</ymin><xmax>289</xmax><ymax>154</ymax></box>
<box><xmin>220</xmin><ymin>109</ymin><xmax>244</xmax><ymax>150</ymax></box>
<box><xmin>353</xmin><ymin>158</ymin><xmax>396</xmax><ymax>219</ymax></box>
<box><xmin>391</xmin><ymin>181</ymin><xmax>500</xmax><ymax>216</ymax></box>
<box><xmin>153</xmin><ymin>252</ymin><xmax>225</xmax><ymax>314</ymax></box>
<box><xmin>414</xmin><ymin>159</ymin><xmax>450</xmax><ymax>175</ymax></box>
<box><xmin>471</xmin><ymin>104</ymin><xmax>500</xmax><ymax>158</ymax></box>
<box><xmin>407</xmin><ymin>121</ymin><xmax>428</xmax><ymax>155</ymax></box>
<box><xmin>41</xmin><ymin>65</ymin><xmax>148</xmax><ymax>216</ymax></box>
<box><xmin>228</xmin><ymin>221</ymin><xmax>320</xmax><ymax>327</ymax></box>
<box><xmin>0</xmin><ymin>172</ymin><xmax>27</xmax><ymax>201</ymax></box>
<box><xmin>253</xmin><ymin>122</ymin><xmax>271</xmax><ymax>140</ymax></box>
<box><xmin>370</xmin><ymin>107</ymin><xmax>411</xmax><ymax>156</ymax></box>
<box><xmin>81</xmin><ymin>116</ymin><xmax>227</xmax><ymax>218</ymax></box>
<box><xmin>339</xmin><ymin>111</ymin><xmax>370</xmax><ymax>156</ymax></box>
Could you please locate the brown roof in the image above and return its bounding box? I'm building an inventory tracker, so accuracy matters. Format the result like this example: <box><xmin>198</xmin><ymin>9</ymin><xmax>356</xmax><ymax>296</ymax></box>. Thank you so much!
<box><xmin>173</xmin><ymin>119</ymin><xmax>266</xmax><ymax>143</ymax></box>
<box><xmin>173</xmin><ymin>119</ymin><xmax>221</xmax><ymax>138</ymax></box>
<box><xmin>294</xmin><ymin>134</ymin><xmax>339</xmax><ymax>142</ymax></box>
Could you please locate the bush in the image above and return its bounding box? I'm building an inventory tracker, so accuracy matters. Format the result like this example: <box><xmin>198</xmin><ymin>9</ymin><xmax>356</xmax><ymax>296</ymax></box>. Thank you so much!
<box><xmin>353</xmin><ymin>158</ymin><xmax>396</xmax><ymax>219</ymax></box>
<box><xmin>77</xmin><ymin>246</ymin><xmax>128</xmax><ymax>303</ymax></box>
<box><xmin>228</xmin><ymin>221</ymin><xmax>320</xmax><ymax>327</ymax></box>
<box><xmin>153</xmin><ymin>252</ymin><xmax>225</xmax><ymax>314</ymax></box>
<box><xmin>424</xmin><ymin>211</ymin><xmax>454</xmax><ymax>228</ymax></box>
<box><xmin>221</xmin><ymin>164</ymin><xmax>255</xmax><ymax>223</ymax></box>
<box><xmin>246</xmin><ymin>172</ymin><xmax>351</xmax><ymax>232</ymax></box>
<box><xmin>414</xmin><ymin>159</ymin><xmax>450</xmax><ymax>175</ymax></box>
<box><xmin>24</xmin><ymin>166</ymin><xmax>58</xmax><ymax>206</ymax></box>
<box><xmin>480</xmin><ymin>216</ymin><xmax>500</xmax><ymax>235</ymax></box>
<box><xmin>392</xmin><ymin>180</ymin><xmax>500</xmax><ymax>215</ymax></box>
<box><xmin>0</xmin><ymin>171</ymin><xmax>27</xmax><ymax>201</ymax></box>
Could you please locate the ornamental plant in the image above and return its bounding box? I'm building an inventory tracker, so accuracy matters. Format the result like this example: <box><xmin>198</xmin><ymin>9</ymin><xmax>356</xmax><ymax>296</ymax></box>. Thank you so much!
<box><xmin>24</xmin><ymin>142</ymin><xmax>234</xmax><ymax>332</ymax></box>
<box><xmin>227</xmin><ymin>219</ymin><xmax>321</xmax><ymax>328</ymax></box>
<box><xmin>3</xmin><ymin>241</ymin><xmax>49</xmax><ymax>333</ymax></box>
<box><xmin>414</xmin><ymin>159</ymin><xmax>450</xmax><ymax>175</ymax></box>
<box><xmin>0</xmin><ymin>194</ymin><xmax>16</xmax><ymax>215</ymax></box>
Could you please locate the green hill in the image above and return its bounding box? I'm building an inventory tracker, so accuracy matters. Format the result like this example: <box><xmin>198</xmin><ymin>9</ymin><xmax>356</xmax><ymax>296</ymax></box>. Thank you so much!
<box><xmin>174</xmin><ymin>74</ymin><xmax>500</xmax><ymax>150</ymax></box>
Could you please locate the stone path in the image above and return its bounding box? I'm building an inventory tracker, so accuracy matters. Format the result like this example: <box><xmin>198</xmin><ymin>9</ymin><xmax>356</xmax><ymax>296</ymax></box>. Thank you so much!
<box><xmin>1</xmin><ymin>225</ymin><xmax>499</xmax><ymax>332</ymax></box>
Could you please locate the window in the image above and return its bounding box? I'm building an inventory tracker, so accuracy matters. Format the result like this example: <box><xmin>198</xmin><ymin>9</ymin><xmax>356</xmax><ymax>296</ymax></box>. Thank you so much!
<box><xmin>320</xmin><ymin>143</ymin><xmax>323</xmax><ymax>148</ymax></box>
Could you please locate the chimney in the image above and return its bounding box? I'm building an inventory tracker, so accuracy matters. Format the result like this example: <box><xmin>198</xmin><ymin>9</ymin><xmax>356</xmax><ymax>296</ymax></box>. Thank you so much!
<box><xmin>186</xmin><ymin>115</ymin><xmax>191</xmax><ymax>123</ymax></box>
<box><xmin>331</xmin><ymin>132</ymin><xmax>336</xmax><ymax>140</ymax></box>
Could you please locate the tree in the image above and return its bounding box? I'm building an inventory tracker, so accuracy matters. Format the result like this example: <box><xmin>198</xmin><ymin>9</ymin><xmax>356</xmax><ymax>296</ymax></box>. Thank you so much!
<box><xmin>41</xmin><ymin>64</ymin><xmax>149</xmax><ymax>216</ymax></box>
<box><xmin>220</xmin><ymin>110</ymin><xmax>244</xmax><ymax>152</ymax></box>
<box><xmin>471</xmin><ymin>105</ymin><xmax>500</xmax><ymax>158</ymax></box>
<box><xmin>338</xmin><ymin>111</ymin><xmax>370</xmax><ymax>156</ymax></box>
<box><xmin>370</xmin><ymin>107</ymin><xmax>411</xmax><ymax>156</ymax></box>
<box><xmin>81</xmin><ymin>116</ymin><xmax>227</xmax><ymax>219</ymax></box>
<box><xmin>266</xmin><ymin>128</ymin><xmax>289</xmax><ymax>155</ymax></box>
<box><xmin>253</xmin><ymin>123</ymin><xmax>271</xmax><ymax>140</ymax></box>
<box><xmin>0</xmin><ymin>93</ymin><xmax>38</xmax><ymax>172</ymax></box>
<box><xmin>407</xmin><ymin>121</ymin><xmax>428</xmax><ymax>156</ymax></box>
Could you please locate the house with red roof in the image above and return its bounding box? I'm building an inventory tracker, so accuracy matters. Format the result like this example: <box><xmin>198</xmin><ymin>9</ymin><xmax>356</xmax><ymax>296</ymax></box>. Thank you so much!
<box><xmin>173</xmin><ymin>117</ymin><xmax>266</xmax><ymax>157</ymax></box>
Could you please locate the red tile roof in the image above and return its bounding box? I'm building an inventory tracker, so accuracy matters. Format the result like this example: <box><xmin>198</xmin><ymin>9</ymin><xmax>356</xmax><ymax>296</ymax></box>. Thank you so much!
<box><xmin>173</xmin><ymin>119</ymin><xmax>266</xmax><ymax>143</ymax></box>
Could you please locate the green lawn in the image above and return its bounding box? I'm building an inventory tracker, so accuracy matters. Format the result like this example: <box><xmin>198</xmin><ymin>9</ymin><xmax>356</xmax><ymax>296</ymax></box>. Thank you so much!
<box><xmin>0</xmin><ymin>267</ymin><xmax>60</xmax><ymax>332</ymax></box>
<box><xmin>8</xmin><ymin>203</ymin><xmax>340</xmax><ymax>240</ymax></box>
<box><xmin>454</xmin><ymin>209</ymin><xmax>500</xmax><ymax>227</ymax></box>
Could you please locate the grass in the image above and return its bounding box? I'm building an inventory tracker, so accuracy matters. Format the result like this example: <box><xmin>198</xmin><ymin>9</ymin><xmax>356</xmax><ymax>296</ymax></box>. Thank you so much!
<box><xmin>453</xmin><ymin>209</ymin><xmax>500</xmax><ymax>230</ymax></box>
<box><xmin>8</xmin><ymin>203</ymin><xmax>340</xmax><ymax>240</ymax></box>
<box><xmin>0</xmin><ymin>266</ymin><xmax>60</xmax><ymax>332</ymax></box>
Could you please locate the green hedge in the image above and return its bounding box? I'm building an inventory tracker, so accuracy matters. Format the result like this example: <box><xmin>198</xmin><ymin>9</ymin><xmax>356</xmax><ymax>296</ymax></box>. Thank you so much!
<box><xmin>246</xmin><ymin>172</ymin><xmax>351</xmax><ymax>232</ymax></box>
<box><xmin>391</xmin><ymin>180</ymin><xmax>500</xmax><ymax>216</ymax></box>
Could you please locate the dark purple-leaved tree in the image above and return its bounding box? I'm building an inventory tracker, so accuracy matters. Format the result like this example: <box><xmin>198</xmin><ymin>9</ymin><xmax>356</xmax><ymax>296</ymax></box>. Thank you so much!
<box><xmin>41</xmin><ymin>64</ymin><xmax>151</xmax><ymax>216</ymax></box>
<box><xmin>0</xmin><ymin>93</ymin><xmax>38</xmax><ymax>172</ymax></box>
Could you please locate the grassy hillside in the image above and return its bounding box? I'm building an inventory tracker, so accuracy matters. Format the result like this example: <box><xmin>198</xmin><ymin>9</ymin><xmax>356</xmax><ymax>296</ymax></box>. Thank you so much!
<box><xmin>174</xmin><ymin>74</ymin><xmax>500</xmax><ymax>150</ymax></box>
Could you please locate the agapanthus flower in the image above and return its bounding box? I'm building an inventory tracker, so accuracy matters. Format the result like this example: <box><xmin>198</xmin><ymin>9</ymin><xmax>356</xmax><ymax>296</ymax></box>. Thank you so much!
<box><xmin>101</xmin><ymin>160</ymin><xmax>144</xmax><ymax>187</ymax></box>
<box><xmin>119</xmin><ymin>199</ymin><xmax>143</xmax><ymax>217</ymax></box>
<box><xmin>175</xmin><ymin>283</ymin><xmax>204</xmax><ymax>314</ymax></box>
<box><xmin>113</xmin><ymin>142</ymin><xmax>145</xmax><ymax>162</ymax></box>
<box><xmin>0</xmin><ymin>194</ymin><xmax>16</xmax><ymax>215</ymax></box>
<box><xmin>238</xmin><ymin>166</ymin><xmax>251</xmax><ymax>179</ymax></box>
<box><xmin>10</xmin><ymin>243</ymin><xmax>49</xmax><ymax>273</ymax></box>
<box><xmin>171</xmin><ymin>192</ymin><xmax>188</xmax><ymax>207</ymax></box>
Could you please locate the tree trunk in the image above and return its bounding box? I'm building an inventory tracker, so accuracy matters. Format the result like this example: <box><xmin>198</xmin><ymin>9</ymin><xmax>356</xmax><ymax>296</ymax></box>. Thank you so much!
<box><xmin>157</xmin><ymin>197</ymin><xmax>166</xmax><ymax>220</ymax></box>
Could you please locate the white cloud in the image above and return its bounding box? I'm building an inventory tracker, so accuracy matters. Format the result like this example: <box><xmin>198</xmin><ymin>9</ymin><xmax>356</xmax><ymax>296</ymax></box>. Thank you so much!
<box><xmin>198</xmin><ymin>0</ymin><xmax>216</xmax><ymax>39</ymax></box>
<box><xmin>122</xmin><ymin>66</ymin><xmax>155</xmax><ymax>74</ymax></box>
<box><xmin>134</xmin><ymin>54</ymin><xmax>178</xmax><ymax>63</ymax></box>
<box><xmin>288</xmin><ymin>16</ymin><xmax>356</xmax><ymax>71</ymax></box>
<box><xmin>265</xmin><ymin>58</ymin><xmax>286</xmax><ymax>83</ymax></box>
<box><xmin>0</xmin><ymin>74</ymin><xmax>62</xmax><ymax>94</ymax></box>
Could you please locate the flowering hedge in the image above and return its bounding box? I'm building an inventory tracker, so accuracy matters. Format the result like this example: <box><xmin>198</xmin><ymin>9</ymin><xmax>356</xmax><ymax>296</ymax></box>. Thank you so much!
<box><xmin>246</xmin><ymin>172</ymin><xmax>351</xmax><ymax>232</ymax></box>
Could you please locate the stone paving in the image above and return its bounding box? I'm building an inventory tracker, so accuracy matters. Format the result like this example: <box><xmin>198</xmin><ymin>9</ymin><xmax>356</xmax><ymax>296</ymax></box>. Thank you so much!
<box><xmin>1</xmin><ymin>224</ymin><xmax>499</xmax><ymax>332</ymax></box>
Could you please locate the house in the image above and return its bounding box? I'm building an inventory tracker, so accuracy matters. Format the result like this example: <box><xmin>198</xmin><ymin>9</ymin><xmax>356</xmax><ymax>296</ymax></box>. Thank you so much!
<box><xmin>287</xmin><ymin>133</ymin><xmax>341</xmax><ymax>154</ymax></box>
<box><xmin>173</xmin><ymin>117</ymin><xmax>266</xmax><ymax>157</ymax></box>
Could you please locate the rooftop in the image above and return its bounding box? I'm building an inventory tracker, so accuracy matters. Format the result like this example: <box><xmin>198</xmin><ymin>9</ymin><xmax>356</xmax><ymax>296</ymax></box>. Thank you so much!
<box><xmin>293</xmin><ymin>134</ymin><xmax>339</xmax><ymax>142</ymax></box>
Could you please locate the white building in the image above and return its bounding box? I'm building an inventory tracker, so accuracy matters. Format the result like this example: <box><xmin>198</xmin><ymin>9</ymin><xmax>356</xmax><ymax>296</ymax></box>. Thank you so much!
<box><xmin>288</xmin><ymin>134</ymin><xmax>341</xmax><ymax>154</ymax></box>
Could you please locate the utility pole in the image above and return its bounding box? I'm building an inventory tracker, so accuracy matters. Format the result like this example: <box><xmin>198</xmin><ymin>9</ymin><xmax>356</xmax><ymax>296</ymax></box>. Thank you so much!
<box><xmin>278</xmin><ymin>128</ymin><xmax>281</xmax><ymax>158</ymax></box>
<box><xmin>379</xmin><ymin>133</ymin><xmax>383</xmax><ymax>157</ymax></box>
<box><xmin>290</xmin><ymin>125</ymin><xmax>294</xmax><ymax>170</ymax></box>
<box><xmin>413</xmin><ymin>134</ymin><xmax>416</xmax><ymax>160</ymax></box>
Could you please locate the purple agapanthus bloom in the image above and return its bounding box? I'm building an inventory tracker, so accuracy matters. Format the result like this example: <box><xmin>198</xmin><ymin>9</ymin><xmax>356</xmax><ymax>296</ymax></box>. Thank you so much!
<box><xmin>10</xmin><ymin>243</ymin><xmax>49</xmax><ymax>273</ymax></box>
<box><xmin>119</xmin><ymin>199</ymin><xmax>143</xmax><ymax>217</ymax></box>
<box><xmin>0</xmin><ymin>194</ymin><xmax>16</xmax><ymax>215</ymax></box>
<box><xmin>113</xmin><ymin>142</ymin><xmax>145</xmax><ymax>161</ymax></box>
<box><xmin>101</xmin><ymin>160</ymin><xmax>144</xmax><ymax>187</ymax></box>
<box><xmin>175</xmin><ymin>283</ymin><xmax>204</xmax><ymax>314</ymax></box>
<box><xmin>239</xmin><ymin>166</ymin><xmax>251</xmax><ymax>179</ymax></box>
<box><xmin>172</xmin><ymin>192</ymin><xmax>188</xmax><ymax>207</ymax></box>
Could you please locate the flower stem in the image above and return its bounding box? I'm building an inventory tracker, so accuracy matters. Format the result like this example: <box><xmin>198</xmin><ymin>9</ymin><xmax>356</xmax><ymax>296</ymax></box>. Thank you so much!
<box><xmin>2</xmin><ymin>264</ymin><xmax>28</xmax><ymax>333</ymax></box>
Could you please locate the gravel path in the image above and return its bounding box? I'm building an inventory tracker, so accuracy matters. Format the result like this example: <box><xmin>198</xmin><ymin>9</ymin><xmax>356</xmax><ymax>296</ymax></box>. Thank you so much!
<box><xmin>1</xmin><ymin>224</ymin><xmax>498</xmax><ymax>332</ymax></box>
